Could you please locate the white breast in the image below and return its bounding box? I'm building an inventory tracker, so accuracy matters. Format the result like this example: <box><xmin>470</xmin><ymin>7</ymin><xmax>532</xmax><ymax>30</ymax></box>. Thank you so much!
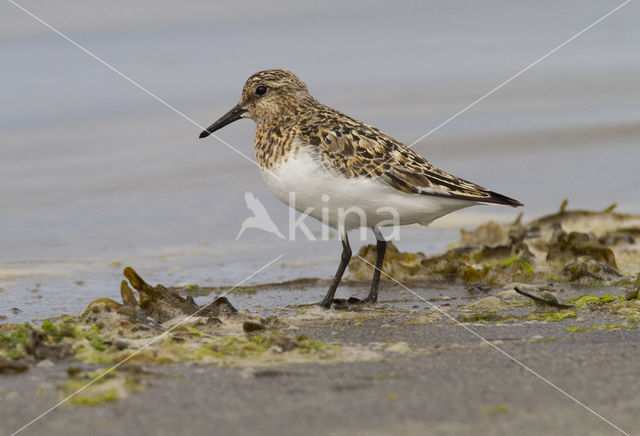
<box><xmin>260</xmin><ymin>146</ymin><xmax>475</xmax><ymax>232</ymax></box>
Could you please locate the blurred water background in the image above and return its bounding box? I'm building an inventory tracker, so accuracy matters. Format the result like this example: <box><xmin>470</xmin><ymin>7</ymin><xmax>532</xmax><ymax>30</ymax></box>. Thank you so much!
<box><xmin>1</xmin><ymin>0</ymin><xmax>639</xmax><ymax>322</ymax></box>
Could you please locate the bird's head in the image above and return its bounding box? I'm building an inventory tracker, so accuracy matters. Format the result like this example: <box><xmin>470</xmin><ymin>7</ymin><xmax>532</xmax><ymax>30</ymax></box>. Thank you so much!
<box><xmin>199</xmin><ymin>69</ymin><xmax>313</xmax><ymax>138</ymax></box>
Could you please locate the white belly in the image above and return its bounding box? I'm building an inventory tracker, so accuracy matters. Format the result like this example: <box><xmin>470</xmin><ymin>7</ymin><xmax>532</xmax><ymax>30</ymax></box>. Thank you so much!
<box><xmin>261</xmin><ymin>149</ymin><xmax>475</xmax><ymax>232</ymax></box>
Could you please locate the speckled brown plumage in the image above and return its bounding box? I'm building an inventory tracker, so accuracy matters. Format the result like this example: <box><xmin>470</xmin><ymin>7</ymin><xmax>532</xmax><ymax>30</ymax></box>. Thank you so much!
<box><xmin>230</xmin><ymin>69</ymin><xmax>521</xmax><ymax>206</ymax></box>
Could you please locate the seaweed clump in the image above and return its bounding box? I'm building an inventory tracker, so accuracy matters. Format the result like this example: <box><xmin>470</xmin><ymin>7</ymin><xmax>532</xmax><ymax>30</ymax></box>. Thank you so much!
<box><xmin>348</xmin><ymin>201</ymin><xmax>640</xmax><ymax>286</ymax></box>
<box><xmin>0</xmin><ymin>267</ymin><xmax>341</xmax><ymax>377</ymax></box>
<box><xmin>0</xmin><ymin>318</ymin><xmax>76</xmax><ymax>369</ymax></box>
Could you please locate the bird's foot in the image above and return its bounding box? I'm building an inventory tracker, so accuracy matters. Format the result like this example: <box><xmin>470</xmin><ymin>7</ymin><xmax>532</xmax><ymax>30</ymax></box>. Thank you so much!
<box><xmin>332</xmin><ymin>296</ymin><xmax>376</xmax><ymax>311</ymax></box>
<box><xmin>288</xmin><ymin>296</ymin><xmax>376</xmax><ymax>311</ymax></box>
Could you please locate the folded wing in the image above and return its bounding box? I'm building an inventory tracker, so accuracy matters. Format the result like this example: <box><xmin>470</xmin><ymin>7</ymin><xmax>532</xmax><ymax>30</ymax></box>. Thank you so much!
<box><xmin>298</xmin><ymin>108</ymin><xmax>523</xmax><ymax>208</ymax></box>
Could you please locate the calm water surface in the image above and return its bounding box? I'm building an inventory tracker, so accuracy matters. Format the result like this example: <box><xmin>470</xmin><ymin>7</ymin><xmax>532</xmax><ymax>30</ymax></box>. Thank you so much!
<box><xmin>1</xmin><ymin>1</ymin><xmax>639</xmax><ymax>322</ymax></box>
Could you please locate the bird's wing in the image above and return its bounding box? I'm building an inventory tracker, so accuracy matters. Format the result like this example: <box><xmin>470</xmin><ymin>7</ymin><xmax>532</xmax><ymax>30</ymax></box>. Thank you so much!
<box><xmin>298</xmin><ymin>108</ymin><xmax>522</xmax><ymax>207</ymax></box>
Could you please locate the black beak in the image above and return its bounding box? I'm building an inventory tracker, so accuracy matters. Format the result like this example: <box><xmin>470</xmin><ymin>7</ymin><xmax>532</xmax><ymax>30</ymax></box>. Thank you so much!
<box><xmin>199</xmin><ymin>104</ymin><xmax>246</xmax><ymax>138</ymax></box>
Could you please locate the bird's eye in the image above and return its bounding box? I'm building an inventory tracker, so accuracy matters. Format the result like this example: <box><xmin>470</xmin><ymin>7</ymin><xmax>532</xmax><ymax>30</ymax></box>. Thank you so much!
<box><xmin>255</xmin><ymin>85</ymin><xmax>267</xmax><ymax>96</ymax></box>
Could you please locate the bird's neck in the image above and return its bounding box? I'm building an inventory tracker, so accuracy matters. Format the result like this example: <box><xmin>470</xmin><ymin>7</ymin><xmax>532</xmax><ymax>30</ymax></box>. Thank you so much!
<box><xmin>254</xmin><ymin>118</ymin><xmax>301</xmax><ymax>171</ymax></box>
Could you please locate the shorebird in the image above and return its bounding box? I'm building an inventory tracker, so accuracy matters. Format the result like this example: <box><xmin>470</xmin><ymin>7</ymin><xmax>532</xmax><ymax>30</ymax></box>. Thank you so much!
<box><xmin>199</xmin><ymin>69</ymin><xmax>522</xmax><ymax>308</ymax></box>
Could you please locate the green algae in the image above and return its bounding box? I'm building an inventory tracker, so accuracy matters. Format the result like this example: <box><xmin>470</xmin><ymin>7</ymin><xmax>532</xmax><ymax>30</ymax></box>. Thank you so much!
<box><xmin>374</xmin><ymin>372</ymin><xmax>401</xmax><ymax>380</ymax></box>
<box><xmin>233</xmin><ymin>287</ymin><xmax>257</xmax><ymax>295</ymax></box>
<box><xmin>85</xmin><ymin>325</ymin><xmax>107</xmax><ymax>351</ymax></box>
<box><xmin>614</xmin><ymin>307</ymin><xmax>640</xmax><ymax>324</ymax></box>
<box><xmin>70</xmin><ymin>387</ymin><xmax>118</xmax><ymax>405</ymax></box>
<box><xmin>590</xmin><ymin>324</ymin><xmax>636</xmax><ymax>330</ymax></box>
<box><xmin>295</xmin><ymin>334</ymin><xmax>333</xmax><ymax>353</ymax></box>
<box><xmin>185</xmin><ymin>285</ymin><xmax>259</xmax><ymax>297</ymax></box>
<box><xmin>483</xmin><ymin>405</ymin><xmax>509</xmax><ymax>415</ymax></box>
<box><xmin>38</xmin><ymin>316</ymin><xmax>83</xmax><ymax>343</ymax></box>
<box><xmin>184</xmin><ymin>326</ymin><xmax>213</xmax><ymax>337</ymax></box>
<box><xmin>212</xmin><ymin>286</ymin><xmax>257</xmax><ymax>296</ymax></box>
<box><xmin>116</xmin><ymin>332</ymin><xmax>338</xmax><ymax>366</ymax></box>
<box><xmin>0</xmin><ymin>324</ymin><xmax>33</xmax><ymax>360</ymax></box>
<box><xmin>41</xmin><ymin>320</ymin><xmax>56</xmax><ymax>335</ymax></box>
<box><xmin>573</xmin><ymin>293</ymin><xmax>616</xmax><ymax>308</ymax></box>
<box><xmin>531</xmin><ymin>336</ymin><xmax>556</xmax><ymax>343</ymax></box>
<box><xmin>490</xmin><ymin>257</ymin><xmax>534</xmax><ymax>275</ymax></box>
<box><xmin>385</xmin><ymin>392</ymin><xmax>399</xmax><ymax>400</ymax></box>
<box><xmin>89</xmin><ymin>338</ymin><xmax>106</xmax><ymax>351</ymax></box>
<box><xmin>74</xmin><ymin>345</ymin><xmax>115</xmax><ymax>364</ymax></box>
<box><xmin>183</xmin><ymin>284</ymin><xmax>208</xmax><ymax>297</ymax></box>
<box><xmin>527</xmin><ymin>310</ymin><xmax>577</xmax><ymax>322</ymax></box>
<box><xmin>62</xmin><ymin>369</ymin><xmax>144</xmax><ymax>405</ymax></box>
<box><xmin>504</xmin><ymin>301</ymin><xmax>534</xmax><ymax>307</ymax></box>
<box><xmin>564</xmin><ymin>326</ymin><xmax>587</xmax><ymax>332</ymax></box>
<box><xmin>457</xmin><ymin>312</ymin><xmax>515</xmax><ymax>323</ymax></box>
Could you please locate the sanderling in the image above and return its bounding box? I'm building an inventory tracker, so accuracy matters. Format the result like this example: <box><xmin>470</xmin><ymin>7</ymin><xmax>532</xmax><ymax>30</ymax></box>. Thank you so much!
<box><xmin>200</xmin><ymin>69</ymin><xmax>522</xmax><ymax>308</ymax></box>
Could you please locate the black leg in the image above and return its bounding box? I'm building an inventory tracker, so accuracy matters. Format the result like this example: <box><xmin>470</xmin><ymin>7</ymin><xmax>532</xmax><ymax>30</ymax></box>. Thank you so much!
<box><xmin>363</xmin><ymin>236</ymin><xmax>386</xmax><ymax>303</ymax></box>
<box><xmin>320</xmin><ymin>234</ymin><xmax>351</xmax><ymax>308</ymax></box>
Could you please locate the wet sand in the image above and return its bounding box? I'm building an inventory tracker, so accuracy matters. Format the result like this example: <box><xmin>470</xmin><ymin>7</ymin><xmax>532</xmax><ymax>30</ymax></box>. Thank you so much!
<box><xmin>2</xmin><ymin>280</ymin><xmax>639</xmax><ymax>436</ymax></box>
<box><xmin>2</xmin><ymin>202</ymin><xmax>640</xmax><ymax>435</ymax></box>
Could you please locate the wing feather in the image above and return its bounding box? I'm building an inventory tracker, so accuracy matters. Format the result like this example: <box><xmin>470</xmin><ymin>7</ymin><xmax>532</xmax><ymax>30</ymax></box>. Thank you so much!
<box><xmin>297</xmin><ymin>106</ymin><xmax>522</xmax><ymax>207</ymax></box>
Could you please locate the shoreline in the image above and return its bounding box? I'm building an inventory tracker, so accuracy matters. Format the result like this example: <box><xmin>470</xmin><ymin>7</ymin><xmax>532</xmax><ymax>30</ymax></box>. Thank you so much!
<box><xmin>2</xmin><ymin>204</ymin><xmax>640</xmax><ymax>435</ymax></box>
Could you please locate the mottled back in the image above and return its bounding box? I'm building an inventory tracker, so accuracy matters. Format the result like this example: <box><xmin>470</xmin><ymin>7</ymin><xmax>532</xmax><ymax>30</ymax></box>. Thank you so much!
<box><xmin>240</xmin><ymin>69</ymin><xmax>521</xmax><ymax>206</ymax></box>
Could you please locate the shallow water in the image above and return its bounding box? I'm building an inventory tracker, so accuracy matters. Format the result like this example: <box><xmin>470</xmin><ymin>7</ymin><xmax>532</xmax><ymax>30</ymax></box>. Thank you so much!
<box><xmin>2</xmin><ymin>0</ymin><xmax>639</xmax><ymax>322</ymax></box>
